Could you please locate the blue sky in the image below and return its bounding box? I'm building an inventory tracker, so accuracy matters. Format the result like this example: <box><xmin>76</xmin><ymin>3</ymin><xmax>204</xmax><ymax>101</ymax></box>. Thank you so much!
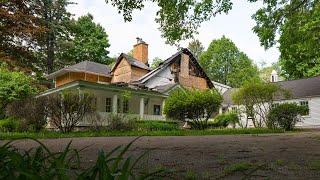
<box><xmin>68</xmin><ymin>0</ymin><xmax>280</xmax><ymax>67</ymax></box>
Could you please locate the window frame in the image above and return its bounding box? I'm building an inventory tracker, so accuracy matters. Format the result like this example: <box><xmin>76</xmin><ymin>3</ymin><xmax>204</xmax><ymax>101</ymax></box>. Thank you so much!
<box><xmin>299</xmin><ymin>100</ymin><xmax>309</xmax><ymax>116</ymax></box>
<box><xmin>105</xmin><ymin>98</ymin><xmax>111</xmax><ymax>112</ymax></box>
<box><xmin>153</xmin><ymin>105</ymin><xmax>161</xmax><ymax>115</ymax></box>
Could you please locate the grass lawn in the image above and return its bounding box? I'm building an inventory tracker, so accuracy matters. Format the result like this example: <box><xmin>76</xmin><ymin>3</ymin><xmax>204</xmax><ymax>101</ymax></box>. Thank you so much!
<box><xmin>0</xmin><ymin>128</ymin><xmax>294</xmax><ymax>140</ymax></box>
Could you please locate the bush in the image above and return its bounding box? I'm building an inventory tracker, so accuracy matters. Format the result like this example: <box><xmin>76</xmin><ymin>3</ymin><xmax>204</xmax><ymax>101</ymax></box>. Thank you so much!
<box><xmin>267</xmin><ymin>103</ymin><xmax>308</xmax><ymax>130</ymax></box>
<box><xmin>136</xmin><ymin>120</ymin><xmax>179</xmax><ymax>131</ymax></box>
<box><xmin>47</xmin><ymin>90</ymin><xmax>96</xmax><ymax>133</ymax></box>
<box><xmin>212</xmin><ymin>112</ymin><xmax>239</xmax><ymax>128</ymax></box>
<box><xmin>0</xmin><ymin>117</ymin><xmax>19</xmax><ymax>132</ymax></box>
<box><xmin>106</xmin><ymin>114</ymin><xmax>137</xmax><ymax>131</ymax></box>
<box><xmin>6</xmin><ymin>96</ymin><xmax>48</xmax><ymax>132</ymax></box>
<box><xmin>164</xmin><ymin>88</ymin><xmax>222</xmax><ymax>130</ymax></box>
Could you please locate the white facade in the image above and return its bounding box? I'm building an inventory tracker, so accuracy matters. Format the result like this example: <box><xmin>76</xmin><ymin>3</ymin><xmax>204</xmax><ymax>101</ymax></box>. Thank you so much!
<box><xmin>212</xmin><ymin>81</ymin><xmax>231</xmax><ymax>94</ymax></box>
<box><xmin>144</xmin><ymin>67</ymin><xmax>175</xmax><ymax>89</ymax></box>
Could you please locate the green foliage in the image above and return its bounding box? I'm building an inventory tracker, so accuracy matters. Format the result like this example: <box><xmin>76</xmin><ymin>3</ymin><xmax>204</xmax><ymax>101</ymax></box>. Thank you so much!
<box><xmin>105</xmin><ymin>0</ymin><xmax>233</xmax><ymax>44</ymax></box>
<box><xmin>232</xmin><ymin>78</ymin><xmax>288</xmax><ymax>127</ymax></box>
<box><xmin>0</xmin><ymin>66</ymin><xmax>38</xmax><ymax>118</ymax></box>
<box><xmin>0</xmin><ymin>138</ymin><xmax>164</xmax><ymax>179</ymax></box>
<box><xmin>252</xmin><ymin>0</ymin><xmax>319</xmax><ymax>79</ymax></box>
<box><xmin>187</xmin><ymin>39</ymin><xmax>204</xmax><ymax>60</ymax></box>
<box><xmin>0</xmin><ymin>117</ymin><xmax>19</xmax><ymax>132</ymax></box>
<box><xmin>136</xmin><ymin>120</ymin><xmax>179</xmax><ymax>131</ymax></box>
<box><xmin>150</xmin><ymin>57</ymin><xmax>163</xmax><ymax>69</ymax></box>
<box><xmin>62</xmin><ymin>14</ymin><xmax>112</xmax><ymax>65</ymax></box>
<box><xmin>213</xmin><ymin>112</ymin><xmax>239</xmax><ymax>128</ymax></box>
<box><xmin>259</xmin><ymin>62</ymin><xmax>282</xmax><ymax>82</ymax></box>
<box><xmin>164</xmin><ymin>88</ymin><xmax>222</xmax><ymax>130</ymax></box>
<box><xmin>267</xmin><ymin>103</ymin><xmax>308</xmax><ymax>131</ymax></box>
<box><xmin>199</xmin><ymin>36</ymin><xmax>259</xmax><ymax>87</ymax></box>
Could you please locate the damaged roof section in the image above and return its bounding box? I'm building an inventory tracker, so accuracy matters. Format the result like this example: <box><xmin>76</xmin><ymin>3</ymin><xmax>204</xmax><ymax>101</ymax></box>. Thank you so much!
<box><xmin>112</xmin><ymin>53</ymin><xmax>152</xmax><ymax>72</ymax></box>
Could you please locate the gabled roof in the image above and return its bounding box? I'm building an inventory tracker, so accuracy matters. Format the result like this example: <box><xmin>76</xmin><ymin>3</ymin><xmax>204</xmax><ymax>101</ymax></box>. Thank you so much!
<box><xmin>134</xmin><ymin>48</ymin><xmax>214</xmax><ymax>88</ymax></box>
<box><xmin>47</xmin><ymin>61</ymin><xmax>111</xmax><ymax>79</ymax></box>
<box><xmin>111</xmin><ymin>53</ymin><xmax>152</xmax><ymax>72</ymax></box>
<box><xmin>223</xmin><ymin>75</ymin><xmax>320</xmax><ymax>106</ymax></box>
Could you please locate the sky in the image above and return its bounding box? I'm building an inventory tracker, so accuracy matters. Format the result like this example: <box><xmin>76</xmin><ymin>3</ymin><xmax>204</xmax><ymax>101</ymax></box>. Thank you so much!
<box><xmin>67</xmin><ymin>0</ymin><xmax>280</xmax><ymax>67</ymax></box>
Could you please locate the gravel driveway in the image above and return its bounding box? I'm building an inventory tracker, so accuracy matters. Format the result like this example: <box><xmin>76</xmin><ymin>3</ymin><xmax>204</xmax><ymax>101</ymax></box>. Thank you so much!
<box><xmin>3</xmin><ymin>131</ymin><xmax>320</xmax><ymax>179</ymax></box>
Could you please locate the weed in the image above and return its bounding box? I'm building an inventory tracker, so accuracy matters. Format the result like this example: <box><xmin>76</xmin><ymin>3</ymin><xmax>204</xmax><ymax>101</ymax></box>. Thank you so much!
<box><xmin>309</xmin><ymin>160</ymin><xmax>320</xmax><ymax>170</ymax></box>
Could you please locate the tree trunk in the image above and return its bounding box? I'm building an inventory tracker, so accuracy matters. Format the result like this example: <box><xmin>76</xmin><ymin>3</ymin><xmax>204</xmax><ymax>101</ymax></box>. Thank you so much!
<box><xmin>46</xmin><ymin>32</ymin><xmax>55</xmax><ymax>74</ymax></box>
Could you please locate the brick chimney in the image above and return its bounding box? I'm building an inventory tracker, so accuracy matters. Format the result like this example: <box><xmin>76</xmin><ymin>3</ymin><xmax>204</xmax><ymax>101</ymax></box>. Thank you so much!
<box><xmin>133</xmin><ymin>37</ymin><xmax>148</xmax><ymax>65</ymax></box>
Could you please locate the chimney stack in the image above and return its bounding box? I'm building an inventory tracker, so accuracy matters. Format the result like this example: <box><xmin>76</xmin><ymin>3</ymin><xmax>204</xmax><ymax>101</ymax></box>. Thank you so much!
<box><xmin>133</xmin><ymin>37</ymin><xmax>148</xmax><ymax>65</ymax></box>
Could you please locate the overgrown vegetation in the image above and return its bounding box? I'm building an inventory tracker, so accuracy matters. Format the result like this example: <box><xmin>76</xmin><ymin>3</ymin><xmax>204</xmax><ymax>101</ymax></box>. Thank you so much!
<box><xmin>212</xmin><ymin>112</ymin><xmax>239</xmax><ymax>128</ymax></box>
<box><xmin>164</xmin><ymin>88</ymin><xmax>222</xmax><ymax>130</ymax></box>
<box><xmin>0</xmin><ymin>137</ymin><xmax>165</xmax><ymax>179</ymax></box>
<box><xmin>267</xmin><ymin>103</ymin><xmax>308</xmax><ymax>131</ymax></box>
<box><xmin>232</xmin><ymin>78</ymin><xmax>289</xmax><ymax>128</ymax></box>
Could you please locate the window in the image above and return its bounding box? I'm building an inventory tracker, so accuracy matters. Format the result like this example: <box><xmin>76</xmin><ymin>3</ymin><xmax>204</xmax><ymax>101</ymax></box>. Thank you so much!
<box><xmin>105</xmin><ymin>98</ymin><xmax>111</xmax><ymax>112</ymax></box>
<box><xmin>231</xmin><ymin>106</ymin><xmax>238</xmax><ymax>113</ymax></box>
<box><xmin>123</xmin><ymin>99</ymin><xmax>129</xmax><ymax>113</ymax></box>
<box><xmin>300</xmin><ymin>101</ymin><xmax>309</xmax><ymax>116</ymax></box>
<box><xmin>154</xmin><ymin>105</ymin><xmax>161</xmax><ymax>115</ymax></box>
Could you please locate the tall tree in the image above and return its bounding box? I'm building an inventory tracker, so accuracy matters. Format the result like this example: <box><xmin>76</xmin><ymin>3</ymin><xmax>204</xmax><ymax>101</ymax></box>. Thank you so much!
<box><xmin>199</xmin><ymin>36</ymin><xmax>259</xmax><ymax>87</ymax></box>
<box><xmin>188</xmin><ymin>39</ymin><xmax>204</xmax><ymax>60</ymax></box>
<box><xmin>252</xmin><ymin>0</ymin><xmax>320</xmax><ymax>79</ymax></box>
<box><xmin>36</xmin><ymin>0</ymin><xmax>73</xmax><ymax>74</ymax></box>
<box><xmin>61</xmin><ymin>14</ymin><xmax>112</xmax><ymax>65</ymax></box>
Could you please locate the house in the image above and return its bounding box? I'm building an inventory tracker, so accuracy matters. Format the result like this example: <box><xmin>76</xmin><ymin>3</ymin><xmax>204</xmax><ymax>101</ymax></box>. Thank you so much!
<box><xmin>223</xmin><ymin>71</ymin><xmax>320</xmax><ymax>128</ymax></box>
<box><xmin>43</xmin><ymin>38</ymin><xmax>214</xmax><ymax>124</ymax></box>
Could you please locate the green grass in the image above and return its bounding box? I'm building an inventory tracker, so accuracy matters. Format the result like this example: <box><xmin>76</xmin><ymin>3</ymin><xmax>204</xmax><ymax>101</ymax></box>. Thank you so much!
<box><xmin>0</xmin><ymin>128</ymin><xmax>288</xmax><ymax>140</ymax></box>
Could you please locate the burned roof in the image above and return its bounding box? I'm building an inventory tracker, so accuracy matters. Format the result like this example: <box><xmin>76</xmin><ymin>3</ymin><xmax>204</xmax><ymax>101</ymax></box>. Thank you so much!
<box><xmin>112</xmin><ymin>53</ymin><xmax>152</xmax><ymax>71</ymax></box>
<box><xmin>135</xmin><ymin>48</ymin><xmax>214</xmax><ymax>88</ymax></box>
<box><xmin>47</xmin><ymin>61</ymin><xmax>111</xmax><ymax>79</ymax></box>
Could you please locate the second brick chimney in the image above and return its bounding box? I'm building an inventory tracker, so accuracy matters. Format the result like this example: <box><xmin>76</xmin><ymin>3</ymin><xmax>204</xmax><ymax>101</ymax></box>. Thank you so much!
<box><xmin>133</xmin><ymin>37</ymin><xmax>148</xmax><ymax>65</ymax></box>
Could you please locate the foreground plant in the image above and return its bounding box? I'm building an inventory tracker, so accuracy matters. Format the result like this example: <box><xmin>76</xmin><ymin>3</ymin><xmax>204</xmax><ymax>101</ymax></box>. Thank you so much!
<box><xmin>0</xmin><ymin>137</ymin><xmax>165</xmax><ymax>180</ymax></box>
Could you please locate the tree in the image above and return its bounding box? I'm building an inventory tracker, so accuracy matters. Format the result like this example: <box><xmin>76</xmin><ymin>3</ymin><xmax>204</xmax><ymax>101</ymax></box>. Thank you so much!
<box><xmin>61</xmin><ymin>14</ymin><xmax>112</xmax><ymax>65</ymax></box>
<box><xmin>252</xmin><ymin>0</ymin><xmax>319</xmax><ymax>79</ymax></box>
<box><xmin>232</xmin><ymin>78</ymin><xmax>289</xmax><ymax>128</ymax></box>
<box><xmin>150</xmin><ymin>57</ymin><xmax>163</xmax><ymax>69</ymax></box>
<box><xmin>188</xmin><ymin>39</ymin><xmax>204</xmax><ymax>60</ymax></box>
<box><xmin>0</xmin><ymin>65</ymin><xmax>38</xmax><ymax>119</ymax></box>
<box><xmin>0</xmin><ymin>0</ymin><xmax>45</xmax><ymax>73</ymax></box>
<box><xmin>105</xmin><ymin>0</ymin><xmax>233</xmax><ymax>45</ymax></box>
<box><xmin>163</xmin><ymin>88</ymin><xmax>222</xmax><ymax>130</ymax></box>
<box><xmin>36</xmin><ymin>0</ymin><xmax>73</xmax><ymax>74</ymax></box>
<box><xmin>199</xmin><ymin>36</ymin><xmax>259</xmax><ymax>87</ymax></box>
<box><xmin>47</xmin><ymin>90</ymin><xmax>95</xmax><ymax>133</ymax></box>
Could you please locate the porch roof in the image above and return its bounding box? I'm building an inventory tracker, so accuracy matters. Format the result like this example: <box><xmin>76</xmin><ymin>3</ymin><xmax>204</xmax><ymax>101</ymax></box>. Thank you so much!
<box><xmin>38</xmin><ymin>80</ymin><xmax>168</xmax><ymax>98</ymax></box>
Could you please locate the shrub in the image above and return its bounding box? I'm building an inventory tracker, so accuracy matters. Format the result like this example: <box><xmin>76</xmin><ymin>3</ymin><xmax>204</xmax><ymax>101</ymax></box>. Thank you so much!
<box><xmin>136</xmin><ymin>120</ymin><xmax>179</xmax><ymax>131</ymax></box>
<box><xmin>164</xmin><ymin>88</ymin><xmax>222</xmax><ymax>130</ymax></box>
<box><xmin>267</xmin><ymin>103</ymin><xmax>307</xmax><ymax>130</ymax></box>
<box><xmin>0</xmin><ymin>117</ymin><xmax>19</xmax><ymax>132</ymax></box>
<box><xmin>212</xmin><ymin>112</ymin><xmax>239</xmax><ymax>128</ymax></box>
<box><xmin>0</xmin><ymin>65</ymin><xmax>38</xmax><ymax>119</ymax></box>
<box><xmin>106</xmin><ymin>114</ymin><xmax>137</xmax><ymax>131</ymax></box>
<box><xmin>6</xmin><ymin>96</ymin><xmax>48</xmax><ymax>132</ymax></box>
<box><xmin>47</xmin><ymin>90</ymin><xmax>96</xmax><ymax>133</ymax></box>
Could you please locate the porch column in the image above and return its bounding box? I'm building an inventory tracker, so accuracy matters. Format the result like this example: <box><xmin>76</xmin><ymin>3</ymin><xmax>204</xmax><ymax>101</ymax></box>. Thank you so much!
<box><xmin>112</xmin><ymin>94</ymin><xmax>118</xmax><ymax>113</ymax></box>
<box><xmin>161</xmin><ymin>99</ymin><xmax>166</xmax><ymax>116</ymax></box>
<box><xmin>219</xmin><ymin>107</ymin><xmax>223</xmax><ymax>114</ymax></box>
<box><xmin>139</xmin><ymin>97</ymin><xmax>144</xmax><ymax>119</ymax></box>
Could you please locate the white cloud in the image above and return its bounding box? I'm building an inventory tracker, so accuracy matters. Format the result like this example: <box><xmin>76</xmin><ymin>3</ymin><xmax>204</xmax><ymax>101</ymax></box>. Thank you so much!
<box><xmin>67</xmin><ymin>0</ymin><xmax>280</xmax><ymax>66</ymax></box>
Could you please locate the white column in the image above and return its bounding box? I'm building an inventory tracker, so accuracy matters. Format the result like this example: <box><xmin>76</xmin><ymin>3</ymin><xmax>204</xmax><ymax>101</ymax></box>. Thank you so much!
<box><xmin>219</xmin><ymin>107</ymin><xmax>223</xmax><ymax>114</ymax></box>
<box><xmin>139</xmin><ymin>97</ymin><xmax>144</xmax><ymax>119</ymax></box>
<box><xmin>112</xmin><ymin>94</ymin><xmax>118</xmax><ymax>113</ymax></box>
<box><xmin>161</xmin><ymin>99</ymin><xmax>166</xmax><ymax>116</ymax></box>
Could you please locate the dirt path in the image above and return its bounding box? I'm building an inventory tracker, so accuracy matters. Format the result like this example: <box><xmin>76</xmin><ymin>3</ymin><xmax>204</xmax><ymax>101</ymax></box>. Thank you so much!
<box><xmin>3</xmin><ymin>131</ymin><xmax>320</xmax><ymax>179</ymax></box>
